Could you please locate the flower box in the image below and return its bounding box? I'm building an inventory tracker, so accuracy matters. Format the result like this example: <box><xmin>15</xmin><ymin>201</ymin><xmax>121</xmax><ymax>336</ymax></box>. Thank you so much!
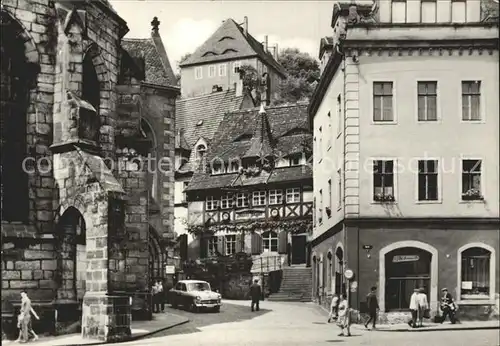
<box><xmin>462</xmin><ymin>194</ymin><xmax>484</xmax><ymax>201</ymax></box>
<box><xmin>374</xmin><ymin>194</ymin><xmax>395</xmax><ymax>203</ymax></box>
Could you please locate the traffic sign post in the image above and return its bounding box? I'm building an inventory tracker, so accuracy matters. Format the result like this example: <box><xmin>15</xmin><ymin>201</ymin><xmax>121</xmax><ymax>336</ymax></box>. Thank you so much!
<box><xmin>344</xmin><ymin>269</ymin><xmax>355</xmax><ymax>320</ymax></box>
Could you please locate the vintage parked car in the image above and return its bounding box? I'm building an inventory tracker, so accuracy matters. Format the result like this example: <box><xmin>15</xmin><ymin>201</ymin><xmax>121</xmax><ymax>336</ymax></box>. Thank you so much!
<box><xmin>168</xmin><ymin>280</ymin><xmax>222</xmax><ymax>312</ymax></box>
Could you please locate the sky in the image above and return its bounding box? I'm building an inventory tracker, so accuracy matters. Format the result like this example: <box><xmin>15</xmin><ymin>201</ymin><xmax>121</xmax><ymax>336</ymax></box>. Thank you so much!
<box><xmin>109</xmin><ymin>1</ymin><xmax>334</xmax><ymax>71</ymax></box>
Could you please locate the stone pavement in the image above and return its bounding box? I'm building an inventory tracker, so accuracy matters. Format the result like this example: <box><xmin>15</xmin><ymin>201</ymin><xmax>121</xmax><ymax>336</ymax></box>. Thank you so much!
<box><xmin>2</xmin><ymin>312</ymin><xmax>189</xmax><ymax>346</ymax></box>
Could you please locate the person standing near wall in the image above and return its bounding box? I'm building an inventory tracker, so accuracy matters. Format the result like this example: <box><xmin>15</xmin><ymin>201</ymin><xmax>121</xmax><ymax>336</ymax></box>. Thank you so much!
<box><xmin>250</xmin><ymin>279</ymin><xmax>262</xmax><ymax>312</ymax></box>
<box><xmin>364</xmin><ymin>286</ymin><xmax>379</xmax><ymax>330</ymax></box>
<box><xmin>18</xmin><ymin>291</ymin><xmax>39</xmax><ymax>343</ymax></box>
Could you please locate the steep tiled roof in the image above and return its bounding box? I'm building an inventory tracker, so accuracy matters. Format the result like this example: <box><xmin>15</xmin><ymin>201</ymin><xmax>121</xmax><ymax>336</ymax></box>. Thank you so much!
<box><xmin>243</xmin><ymin>104</ymin><xmax>273</xmax><ymax>159</ymax></box>
<box><xmin>186</xmin><ymin>102</ymin><xmax>312</xmax><ymax>192</ymax></box>
<box><xmin>175</xmin><ymin>89</ymin><xmax>250</xmax><ymax>149</ymax></box>
<box><xmin>180</xmin><ymin>19</ymin><xmax>286</xmax><ymax>77</ymax></box>
<box><xmin>122</xmin><ymin>36</ymin><xmax>177</xmax><ymax>87</ymax></box>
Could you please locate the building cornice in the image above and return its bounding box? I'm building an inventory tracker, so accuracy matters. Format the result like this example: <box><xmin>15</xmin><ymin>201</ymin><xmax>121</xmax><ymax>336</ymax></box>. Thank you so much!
<box><xmin>140</xmin><ymin>81</ymin><xmax>181</xmax><ymax>94</ymax></box>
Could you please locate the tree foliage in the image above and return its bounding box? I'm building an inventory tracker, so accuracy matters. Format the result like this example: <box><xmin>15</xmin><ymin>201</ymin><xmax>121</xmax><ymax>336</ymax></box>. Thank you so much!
<box><xmin>275</xmin><ymin>48</ymin><xmax>320</xmax><ymax>104</ymax></box>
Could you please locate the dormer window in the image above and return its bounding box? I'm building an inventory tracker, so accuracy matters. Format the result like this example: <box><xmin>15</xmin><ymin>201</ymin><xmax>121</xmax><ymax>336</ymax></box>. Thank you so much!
<box><xmin>212</xmin><ymin>163</ymin><xmax>224</xmax><ymax>175</ymax></box>
<box><xmin>228</xmin><ymin>161</ymin><xmax>240</xmax><ymax>173</ymax></box>
<box><xmin>196</xmin><ymin>144</ymin><xmax>206</xmax><ymax>160</ymax></box>
<box><xmin>289</xmin><ymin>156</ymin><xmax>301</xmax><ymax>166</ymax></box>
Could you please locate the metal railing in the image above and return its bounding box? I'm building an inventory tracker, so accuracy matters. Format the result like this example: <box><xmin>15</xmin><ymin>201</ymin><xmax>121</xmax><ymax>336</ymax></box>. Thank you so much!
<box><xmin>253</xmin><ymin>255</ymin><xmax>283</xmax><ymax>274</ymax></box>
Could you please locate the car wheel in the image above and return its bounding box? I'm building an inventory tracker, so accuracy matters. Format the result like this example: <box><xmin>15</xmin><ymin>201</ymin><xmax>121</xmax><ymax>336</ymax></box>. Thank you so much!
<box><xmin>189</xmin><ymin>302</ymin><xmax>198</xmax><ymax>313</ymax></box>
<box><xmin>171</xmin><ymin>302</ymin><xmax>177</xmax><ymax>309</ymax></box>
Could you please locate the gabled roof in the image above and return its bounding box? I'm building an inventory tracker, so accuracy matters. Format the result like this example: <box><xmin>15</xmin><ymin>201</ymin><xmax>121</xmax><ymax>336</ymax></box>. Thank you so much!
<box><xmin>122</xmin><ymin>34</ymin><xmax>177</xmax><ymax>88</ymax></box>
<box><xmin>179</xmin><ymin>18</ymin><xmax>287</xmax><ymax>77</ymax></box>
<box><xmin>186</xmin><ymin>102</ymin><xmax>312</xmax><ymax>192</ymax></box>
<box><xmin>243</xmin><ymin>104</ymin><xmax>273</xmax><ymax>159</ymax></box>
<box><xmin>175</xmin><ymin>89</ymin><xmax>253</xmax><ymax>149</ymax></box>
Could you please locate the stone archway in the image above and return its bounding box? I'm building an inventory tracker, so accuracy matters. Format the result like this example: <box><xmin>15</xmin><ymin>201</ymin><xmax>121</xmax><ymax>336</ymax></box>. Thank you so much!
<box><xmin>334</xmin><ymin>244</ymin><xmax>344</xmax><ymax>295</ymax></box>
<box><xmin>379</xmin><ymin>241</ymin><xmax>438</xmax><ymax>313</ymax></box>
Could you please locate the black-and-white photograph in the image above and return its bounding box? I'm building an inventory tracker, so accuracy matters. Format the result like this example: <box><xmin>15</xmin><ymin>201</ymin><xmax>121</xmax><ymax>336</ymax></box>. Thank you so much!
<box><xmin>0</xmin><ymin>0</ymin><xmax>499</xmax><ymax>345</ymax></box>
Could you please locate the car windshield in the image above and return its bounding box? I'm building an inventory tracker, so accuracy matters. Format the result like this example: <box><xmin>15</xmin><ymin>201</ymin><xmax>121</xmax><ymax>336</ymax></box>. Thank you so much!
<box><xmin>187</xmin><ymin>282</ymin><xmax>211</xmax><ymax>292</ymax></box>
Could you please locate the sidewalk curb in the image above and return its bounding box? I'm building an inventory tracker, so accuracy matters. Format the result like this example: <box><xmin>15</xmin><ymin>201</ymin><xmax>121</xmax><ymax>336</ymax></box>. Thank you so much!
<box><xmin>371</xmin><ymin>325</ymin><xmax>500</xmax><ymax>333</ymax></box>
<box><xmin>59</xmin><ymin>317</ymin><xmax>191</xmax><ymax>346</ymax></box>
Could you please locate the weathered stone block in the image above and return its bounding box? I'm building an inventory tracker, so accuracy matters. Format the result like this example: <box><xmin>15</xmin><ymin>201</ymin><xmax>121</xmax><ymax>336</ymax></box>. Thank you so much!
<box><xmin>9</xmin><ymin>280</ymin><xmax>38</xmax><ymax>289</ymax></box>
<box><xmin>21</xmin><ymin>270</ymin><xmax>33</xmax><ymax>280</ymax></box>
<box><xmin>41</xmin><ymin>260</ymin><xmax>57</xmax><ymax>270</ymax></box>
<box><xmin>2</xmin><ymin>270</ymin><xmax>21</xmax><ymax>280</ymax></box>
<box><xmin>15</xmin><ymin>261</ymin><xmax>41</xmax><ymax>270</ymax></box>
<box><xmin>24</xmin><ymin>250</ymin><xmax>54</xmax><ymax>260</ymax></box>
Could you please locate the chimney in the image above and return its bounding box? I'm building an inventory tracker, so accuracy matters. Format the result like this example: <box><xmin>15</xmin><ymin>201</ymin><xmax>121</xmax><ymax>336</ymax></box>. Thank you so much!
<box><xmin>151</xmin><ymin>16</ymin><xmax>160</xmax><ymax>36</ymax></box>
<box><xmin>243</xmin><ymin>16</ymin><xmax>248</xmax><ymax>37</ymax></box>
<box><xmin>264</xmin><ymin>35</ymin><xmax>268</xmax><ymax>53</ymax></box>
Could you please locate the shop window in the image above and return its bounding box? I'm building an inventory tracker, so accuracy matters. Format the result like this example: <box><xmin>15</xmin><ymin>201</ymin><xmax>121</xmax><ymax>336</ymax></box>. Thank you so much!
<box><xmin>460</xmin><ymin>247</ymin><xmax>491</xmax><ymax>299</ymax></box>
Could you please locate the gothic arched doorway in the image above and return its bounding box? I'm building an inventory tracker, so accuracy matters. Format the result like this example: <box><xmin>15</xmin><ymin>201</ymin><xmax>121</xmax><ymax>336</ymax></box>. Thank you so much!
<box><xmin>148</xmin><ymin>227</ymin><xmax>163</xmax><ymax>285</ymax></box>
<box><xmin>335</xmin><ymin>246</ymin><xmax>344</xmax><ymax>295</ymax></box>
<box><xmin>58</xmin><ymin>207</ymin><xmax>86</xmax><ymax>302</ymax></box>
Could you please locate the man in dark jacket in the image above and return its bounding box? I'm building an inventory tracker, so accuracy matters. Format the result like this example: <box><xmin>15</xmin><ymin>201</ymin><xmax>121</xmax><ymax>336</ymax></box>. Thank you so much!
<box><xmin>250</xmin><ymin>279</ymin><xmax>262</xmax><ymax>312</ymax></box>
<box><xmin>364</xmin><ymin>286</ymin><xmax>379</xmax><ymax>329</ymax></box>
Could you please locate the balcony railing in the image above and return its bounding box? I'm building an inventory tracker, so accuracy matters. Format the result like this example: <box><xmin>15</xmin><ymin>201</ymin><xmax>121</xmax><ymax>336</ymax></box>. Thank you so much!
<box><xmin>252</xmin><ymin>255</ymin><xmax>283</xmax><ymax>274</ymax></box>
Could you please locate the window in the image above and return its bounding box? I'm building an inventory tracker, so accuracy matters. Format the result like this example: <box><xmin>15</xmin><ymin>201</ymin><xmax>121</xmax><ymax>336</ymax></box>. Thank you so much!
<box><xmin>337</xmin><ymin>95</ymin><xmax>342</xmax><ymax>136</ymax></box>
<box><xmin>327</xmin><ymin>179</ymin><xmax>332</xmax><ymax>218</ymax></box>
<box><xmin>208</xmin><ymin>65</ymin><xmax>216</xmax><ymax>78</ymax></box>
<box><xmin>221</xmin><ymin>193</ymin><xmax>233</xmax><ymax>209</ymax></box>
<box><xmin>233</xmin><ymin>61</ymin><xmax>241</xmax><ymax>73</ymax></box>
<box><xmin>421</xmin><ymin>0</ymin><xmax>437</xmax><ymax>23</ymax></box>
<box><xmin>208</xmin><ymin>236</ymin><xmax>219</xmax><ymax>257</ymax></box>
<box><xmin>269</xmin><ymin>190</ymin><xmax>283</xmax><ymax>205</ymax></box>
<box><xmin>318</xmin><ymin>189</ymin><xmax>323</xmax><ymax>223</ymax></box>
<box><xmin>236</xmin><ymin>193</ymin><xmax>249</xmax><ymax>207</ymax></box>
<box><xmin>228</xmin><ymin>161</ymin><xmax>240</xmax><ymax>173</ymax></box>
<box><xmin>206</xmin><ymin>196</ymin><xmax>219</xmax><ymax>211</ymax></box>
<box><xmin>461</xmin><ymin>247</ymin><xmax>491</xmax><ymax>299</ymax></box>
<box><xmin>225</xmin><ymin>235</ymin><xmax>236</xmax><ymax>255</ymax></box>
<box><xmin>262</xmin><ymin>231</ymin><xmax>278</xmax><ymax>252</ymax></box>
<box><xmin>195</xmin><ymin>66</ymin><xmax>202</xmax><ymax>80</ymax></box>
<box><xmin>462</xmin><ymin>159</ymin><xmax>483</xmax><ymax>200</ymax></box>
<box><xmin>462</xmin><ymin>81</ymin><xmax>481</xmax><ymax>121</ymax></box>
<box><xmin>318</xmin><ymin>127</ymin><xmax>323</xmax><ymax>160</ymax></box>
<box><xmin>373</xmin><ymin>82</ymin><xmax>394</xmax><ymax>122</ymax></box>
<box><xmin>218</xmin><ymin>64</ymin><xmax>227</xmax><ymax>77</ymax></box>
<box><xmin>417</xmin><ymin>82</ymin><xmax>437</xmax><ymax>121</ymax></box>
<box><xmin>451</xmin><ymin>0</ymin><xmax>466</xmax><ymax>23</ymax></box>
<box><xmin>182</xmin><ymin>181</ymin><xmax>189</xmax><ymax>202</ymax></box>
<box><xmin>211</xmin><ymin>163</ymin><xmax>224</xmax><ymax>175</ymax></box>
<box><xmin>392</xmin><ymin>0</ymin><xmax>407</xmax><ymax>23</ymax></box>
<box><xmin>196</xmin><ymin>144</ymin><xmax>206</xmax><ymax>160</ymax></box>
<box><xmin>373</xmin><ymin>160</ymin><xmax>395</xmax><ymax>202</ymax></box>
<box><xmin>289</xmin><ymin>156</ymin><xmax>301</xmax><ymax>166</ymax></box>
<box><xmin>252</xmin><ymin>191</ymin><xmax>266</xmax><ymax>206</ymax></box>
<box><xmin>337</xmin><ymin>169</ymin><xmax>342</xmax><ymax>209</ymax></box>
<box><xmin>418</xmin><ymin>160</ymin><xmax>438</xmax><ymax>201</ymax></box>
<box><xmin>286</xmin><ymin>188</ymin><xmax>300</xmax><ymax>203</ymax></box>
<box><xmin>327</xmin><ymin>111</ymin><xmax>332</xmax><ymax>148</ymax></box>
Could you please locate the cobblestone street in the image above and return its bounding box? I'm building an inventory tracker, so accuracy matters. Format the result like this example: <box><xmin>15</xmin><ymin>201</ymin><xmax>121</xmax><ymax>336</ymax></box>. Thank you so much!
<box><xmin>125</xmin><ymin>301</ymin><xmax>499</xmax><ymax>346</ymax></box>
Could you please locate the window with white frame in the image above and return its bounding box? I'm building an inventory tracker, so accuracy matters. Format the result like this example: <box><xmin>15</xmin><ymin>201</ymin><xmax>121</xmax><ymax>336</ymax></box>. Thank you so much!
<box><xmin>252</xmin><ymin>191</ymin><xmax>266</xmax><ymax>206</ymax></box>
<box><xmin>417</xmin><ymin>81</ymin><xmax>437</xmax><ymax>121</ymax></box>
<box><xmin>327</xmin><ymin>111</ymin><xmax>332</xmax><ymax>148</ymax></box>
<box><xmin>318</xmin><ymin>127</ymin><xmax>323</xmax><ymax>160</ymax></box>
<box><xmin>451</xmin><ymin>0</ymin><xmax>466</xmax><ymax>23</ymax></box>
<box><xmin>337</xmin><ymin>95</ymin><xmax>342</xmax><ymax>136</ymax></box>
<box><xmin>211</xmin><ymin>162</ymin><xmax>224</xmax><ymax>175</ymax></box>
<box><xmin>373</xmin><ymin>82</ymin><xmax>394</xmax><ymax>122</ymax></box>
<box><xmin>208</xmin><ymin>236</ymin><xmax>218</xmax><ymax>257</ymax></box>
<box><xmin>286</xmin><ymin>188</ymin><xmax>300</xmax><ymax>203</ymax></box>
<box><xmin>392</xmin><ymin>0</ymin><xmax>407</xmax><ymax>23</ymax></box>
<box><xmin>462</xmin><ymin>81</ymin><xmax>481</xmax><ymax>121</ymax></box>
<box><xmin>221</xmin><ymin>193</ymin><xmax>233</xmax><ymax>209</ymax></box>
<box><xmin>182</xmin><ymin>181</ymin><xmax>189</xmax><ymax>203</ymax></box>
<box><xmin>225</xmin><ymin>235</ymin><xmax>237</xmax><ymax>255</ymax></box>
<box><xmin>262</xmin><ymin>231</ymin><xmax>278</xmax><ymax>252</ymax></box>
<box><xmin>418</xmin><ymin>160</ymin><xmax>439</xmax><ymax>201</ymax></box>
<box><xmin>228</xmin><ymin>161</ymin><xmax>240</xmax><ymax>173</ymax></box>
<box><xmin>327</xmin><ymin>179</ymin><xmax>332</xmax><ymax>218</ymax></box>
<box><xmin>208</xmin><ymin>65</ymin><xmax>216</xmax><ymax>78</ymax></box>
<box><xmin>460</xmin><ymin>247</ymin><xmax>491</xmax><ymax>299</ymax></box>
<box><xmin>196</xmin><ymin>144</ymin><xmax>206</xmax><ymax>160</ymax></box>
<box><xmin>421</xmin><ymin>0</ymin><xmax>437</xmax><ymax>23</ymax></box>
<box><xmin>195</xmin><ymin>66</ymin><xmax>203</xmax><ymax>80</ymax></box>
<box><xmin>337</xmin><ymin>169</ymin><xmax>342</xmax><ymax>208</ymax></box>
<box><xmin>289</xmin><ymin>156</ymin><xmax>301</xmax><ymax>166</ymax></box>
<box><xmin>236</xmin><ymin>193</ymin><xmax>249</xmax><ymax>207</ymax></box>
<box><xmin>461</xmin><ymin>159</ymin><xmax>483</xmax><ymax>201</ymax></box>
<box><xmin>232</xmin><ymin>61</ymin><xmax>241</xmax><ymax>73</ymax></box>
<box><xmin>318</xmin><ymin>189</ymin><xmax>323</xmax><ymax>223</ymax></box>
<box><xmin>206</xmin><ymin>196</ymin><xmax>219</xmax><ymax>211</ymax></box>
<box><xmin>269</xmin><ymin>189</ymin><xmax>283</xmax><ymax>205</ymax></box>
<box><xmin>218</xmin><ymin>64</ymin><xmax>227</xmax><ymax>77</ymax></box>
<box><xmin>373</xmin><ymin>160</ymin><xmax>395</xmax><ymax>202</ymax></box>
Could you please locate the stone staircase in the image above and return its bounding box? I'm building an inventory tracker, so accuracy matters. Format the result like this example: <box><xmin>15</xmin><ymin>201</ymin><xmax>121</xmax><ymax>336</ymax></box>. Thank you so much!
<box><xmin>267</xmin><ymin>265</ymin><xmax>312</xmax><ymax>302</ymax></box>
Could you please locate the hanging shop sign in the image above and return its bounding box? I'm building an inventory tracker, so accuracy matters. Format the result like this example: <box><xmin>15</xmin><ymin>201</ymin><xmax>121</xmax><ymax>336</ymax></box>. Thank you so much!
<box><xmin>165</xmin><ymin>265</ymin><xmax>175</xmax><ymax>274</ymax></box>
<box><xmin>392</xmin><ymin>255</ymin><xmax>419</xmax><ymax>263</ymax></box>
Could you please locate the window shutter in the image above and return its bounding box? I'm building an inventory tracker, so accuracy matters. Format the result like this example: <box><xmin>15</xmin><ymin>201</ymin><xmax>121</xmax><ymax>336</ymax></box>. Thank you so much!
<box><xmin>235</xmin><ymin>234</ymin><xmax>242</xmax><ymax>253</ymax></box>
<box><xmin>278</xmin><ymin>230</ymin><xmax>288</xmax><ymax>254</ymax></box>
<box><xmin>251</xmin><ymin>233</ymin><xmax>262</xmax><ymax>255</ymax></box>
<box><xmin>217</xmin><ymin>236</ymin><xmax>225</xmax><ymax>255</ymax></box>
<box><xmin>200</xmin><ymin>236</ymin><xmax>208</xmax><ymax>258</ymax></box>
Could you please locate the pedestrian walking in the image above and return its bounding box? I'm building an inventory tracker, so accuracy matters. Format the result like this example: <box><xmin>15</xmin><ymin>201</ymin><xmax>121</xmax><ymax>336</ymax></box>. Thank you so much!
<box><xmin>364</xmin><ymin>286</ymin><xmax>379</xmax><ymax>330</ymax></box>
<box><xmin>440</xmin><ymin>288</ymin><xmax>457</xmax><ymax>324</ymax></box>
<box><xmin>336</xmin><ymin>294</ymin><xmax>351</xmax><ymax>337</ymax></box>
<box><xmin>407</xmin><ymin>288</ymin><xmax>419</xmax><ymax>328</ymax></box>
<box><xmin>416</xmin><ymin>287</ymin><xmax>429</xmax><ymax>327</ymax></box>
<box><xmin>151</xmin><ymin>281</ymin><xmax>159</xmax><ymax>313</ymax></box>
<box><xmin>17</xmin><ymin>291</ymin><xmax>39</xmax><ymax>343</ymax></box>
<box><xmin>250</xmin><ymin>279</ymin><xmax>262</xmax><ymax>312</ymax></box>
<box><xmin>327</xmin><ymin>293</ymin><xmax>339</xmax><ymax>323</ymax></box>
<box><xmin>157</xmin><ymin>280</ymin><xmax>165</xmax><ymax>313</ymax></box>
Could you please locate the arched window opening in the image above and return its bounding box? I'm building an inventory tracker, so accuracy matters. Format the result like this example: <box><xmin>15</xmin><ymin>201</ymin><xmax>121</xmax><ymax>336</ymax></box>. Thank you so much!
<box><xmin>196</xmin><ymin>144</ymin><xmax>206</xmax><ymax>160</ymax></box>
<box><xmin>335</xmin><ymin>247</ymin><xmax>344</xmax><ymax>295</ymax></box>
<box><xmin>327</xmin><ymin>251</ymin><xmax>333</xmax><ymax>293</ymax></box>
<box><xmin>141</xmin><ymin>119</ymin><xmax>157</xmax><ymax>201</ymax></box>
<box><xmin>262</xmin><ymin>231</ymin><xmax>278</xmax><ymax>252</ymax></box>
<box><xmin>149</xmin><ymin>227</ymin><xmax>163</xmax><ymax>283</ymax></box>
<box><xmin>0</xmin><ymin>14</ymin><xmax>30</xmax><ymax>222</ymax></box>
<box><xmin>80</xmin><ymin>52</ymin><xmax>100</xmax><ymax>143</ymax></box>
<box><xmin>385</xmin><ymin>247</ymin><xmax>431</xmax><ymax>311</ymax></box>
<box><xmin>460</xmin><ymin>247</ymin><xmax>491</xmax><ymax>299</ymax></box>
<box><xmin>59</xmin><ymin>207</ymin><xmax>86</xmax><ymax>302</ymax></box>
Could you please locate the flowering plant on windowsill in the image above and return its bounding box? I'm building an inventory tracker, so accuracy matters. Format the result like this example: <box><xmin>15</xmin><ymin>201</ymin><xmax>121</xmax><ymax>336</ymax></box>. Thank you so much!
<box><xmin>373</xmin><ymin>194</ymin><xmax>395</xmax><ymax>203</ymax></box>
<box><xmin>462</xmin><ymin>189</ymin><xmax>484</xmax><ymax>201</ymax></box>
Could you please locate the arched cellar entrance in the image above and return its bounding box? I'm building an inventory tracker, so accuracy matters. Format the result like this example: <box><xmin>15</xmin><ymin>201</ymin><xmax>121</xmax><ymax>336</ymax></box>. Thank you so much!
<box><xmin>148</xmin><ymin>227</ymin><xmax>163</xmax><ymax>285</ymax></box>
<box><xmin>385</xmin><ymin>247</ymin><xmax>432</xmax><ymax>311</ymax></box>
<box><xmin>58</xmin><ymin>207</ymin><xmax>86</xmax><ymax>303</ymax></box>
